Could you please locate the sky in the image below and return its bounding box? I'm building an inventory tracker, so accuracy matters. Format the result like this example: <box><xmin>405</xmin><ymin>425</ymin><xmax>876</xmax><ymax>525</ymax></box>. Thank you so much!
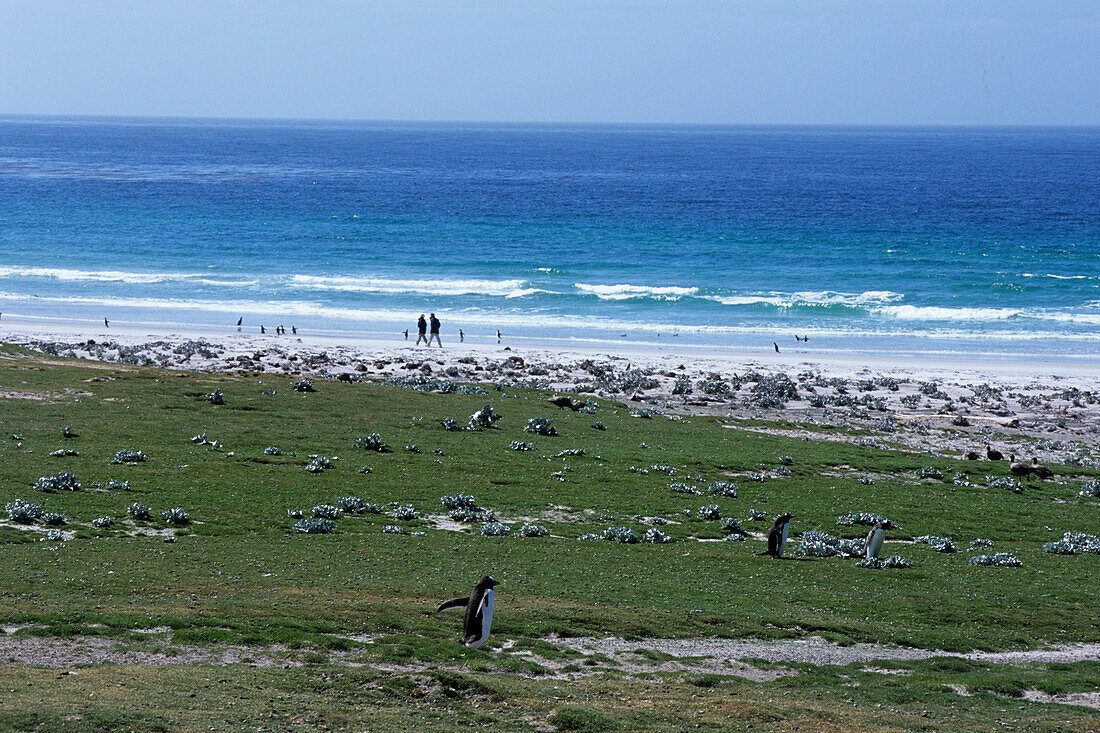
<box><xmin>0</xmin><ymin>0</ymin><xmax>1096</xmax><ymax>126</ymax></box>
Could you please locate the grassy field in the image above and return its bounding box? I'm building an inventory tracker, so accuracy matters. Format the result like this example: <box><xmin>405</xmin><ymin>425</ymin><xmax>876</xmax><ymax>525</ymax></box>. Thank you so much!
<box><xmin>1</xmin><ymin>343</ymin><xmax>1098</xmax><ymax>731</ymax></box>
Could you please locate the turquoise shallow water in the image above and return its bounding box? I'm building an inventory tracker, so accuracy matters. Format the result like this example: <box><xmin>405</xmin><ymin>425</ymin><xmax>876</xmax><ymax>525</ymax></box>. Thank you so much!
<box><xmin>1</xmin><ymin>117</ymin><xmax>1097</xmax><ymax>357</ymax></box>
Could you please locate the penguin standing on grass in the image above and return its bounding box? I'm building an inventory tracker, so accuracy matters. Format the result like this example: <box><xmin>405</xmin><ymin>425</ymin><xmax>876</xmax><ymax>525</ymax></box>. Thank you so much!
<box><xmin>437</xmin><ymin>576</ymin><xmax>499</xmax><ymax>649</ymax></box>
<box><xmin>760</xmin><ymin>513</ymin><xmax>794</xmax><ymax>558</ymax></box>
<box><xmin>864</xmin><ymin>520</ymin><xmax>897</xmax><ymax>561</ymax></box>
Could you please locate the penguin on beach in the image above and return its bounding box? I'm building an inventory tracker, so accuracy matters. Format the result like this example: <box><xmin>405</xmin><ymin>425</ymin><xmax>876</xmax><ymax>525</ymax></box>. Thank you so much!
<box><xmin>260</xmin><ymin>325</ymin><xmax>266</xmax><ymax>334</ymax></box>
<box><xmin>104</xmin><ymin>318</ymin><xmax>109</xmax><ymax>328</ymax></box>
<box><xmin>759</xmin><ymin>513</ymin><xmax>794</xmax><ymax>558</ymax></box>
<box><xmin>437</xmin><ymin>576</ymin><xmax>499</xmax><ymax>649</ymax></box>
<box><xmin>773</xmin><ymin>342</ymin><xmax>779</xmax><ymax>353</ymax></box>
<box><xmin>864</xmin><ymin>520</ymin><xmax>897</xmax><ymax>561</ymax></box>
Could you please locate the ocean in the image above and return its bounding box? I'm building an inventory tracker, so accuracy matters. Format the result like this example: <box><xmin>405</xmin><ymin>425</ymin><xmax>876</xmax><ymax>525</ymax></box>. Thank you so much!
<box><xmin>1</xmin><ymin>117</ymin><xmax>1097</xmax><ymax>359</ymax></box>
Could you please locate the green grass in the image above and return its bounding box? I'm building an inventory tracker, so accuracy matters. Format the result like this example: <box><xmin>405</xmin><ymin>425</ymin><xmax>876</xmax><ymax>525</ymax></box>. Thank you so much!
<box><xmin>0</xmin><ymin>344</ymin><xmax>1098</xmax><ymax>730</ymax></box>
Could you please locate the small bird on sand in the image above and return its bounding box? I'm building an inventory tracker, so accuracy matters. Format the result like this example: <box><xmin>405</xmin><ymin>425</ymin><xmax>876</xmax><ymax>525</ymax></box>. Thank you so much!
<box><xmin>760</xmin><ymin>513</ymin><xmax>794</xmax><ymax>558</ymax></box>
<box><xmin>437</xmin><ymin>576</ymin><xmax>499</xmax><ymax>649</ymax></box>
<box><xmin>865</xmin><ymin>520</ymin><xmax>897</xmax><ymax>561</ymax></box>
<box><xmin>986</xmin><ymin>445</ymin><xmax>1004</xmax><ymax>461</ymax></box>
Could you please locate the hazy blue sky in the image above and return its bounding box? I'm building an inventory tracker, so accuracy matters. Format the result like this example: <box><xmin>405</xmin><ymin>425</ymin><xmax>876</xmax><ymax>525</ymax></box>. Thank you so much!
<box><xmin>1</xmin><ymin>0</ymin><xmax>1096</xmax><ymax>125</ymax></box>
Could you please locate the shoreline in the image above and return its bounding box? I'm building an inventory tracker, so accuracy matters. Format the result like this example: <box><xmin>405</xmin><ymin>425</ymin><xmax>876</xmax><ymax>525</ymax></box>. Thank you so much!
<box><xmin>3</xmin><ymin>315</ymin><xmax>1099</xmax><ymax>384</ymax></box>
<box><xmin>2</xmin><ymin>316</ymin><xmax>1098</xmax><ymax>467</ymax></box>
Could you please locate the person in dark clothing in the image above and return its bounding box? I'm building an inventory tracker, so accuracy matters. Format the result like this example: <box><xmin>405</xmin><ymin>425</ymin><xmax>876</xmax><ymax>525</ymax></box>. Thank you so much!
<box><xmin>416</xmin><ymin>314</ymin><xmax>428</xmax><ymax>346</ymax></box>
<box><xmin>428</xmin><ymin>313</ymin><xmax>442</xmax><ymax>347</ymax></box>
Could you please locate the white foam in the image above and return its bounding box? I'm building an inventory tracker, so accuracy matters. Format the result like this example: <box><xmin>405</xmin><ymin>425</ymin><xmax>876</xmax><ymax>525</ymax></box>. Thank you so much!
<box><xmin>0</xmin><ymin>266</ymin><xmax>254</xmax><ymax>287</ymax></box>
<box><xmin>574</xmin><ymin>283</ymin><xmax>699</xmax><ymax>300</ymax></box>
<box><xmin>875</xmin><ymin>305</ymin><xmax>1023</xmax><ymax>321</ymax></box>
<box><xmin>704</xmin><ymin>290</ymin><xmax>905</xmax><ymax>308</ymax></box>
<box><xmin>288</xmin><ymin>275</ymin><xmax>528</xmax><ymax>297</ymax></box>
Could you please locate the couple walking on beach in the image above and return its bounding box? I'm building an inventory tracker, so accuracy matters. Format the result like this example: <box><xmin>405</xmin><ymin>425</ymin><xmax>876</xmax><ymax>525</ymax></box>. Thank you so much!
<box><xmin>416</xmin><ymin>313</ymin><xmax>442</xmax><ymax>347</ymax></box>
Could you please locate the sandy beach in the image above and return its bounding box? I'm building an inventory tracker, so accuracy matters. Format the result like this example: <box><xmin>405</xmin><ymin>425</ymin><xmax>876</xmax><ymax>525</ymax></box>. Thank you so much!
<box><xmin>4</xmin><ymin>316</ymin><xmax>1097</xmax><ymax>467</ymax></box>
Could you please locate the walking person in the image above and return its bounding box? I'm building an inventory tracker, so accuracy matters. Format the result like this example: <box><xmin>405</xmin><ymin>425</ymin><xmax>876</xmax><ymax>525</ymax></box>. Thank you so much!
<box><xmin>428</xmin><ymin>313</ymin><xmax>442</xmax><ymax>347</ymax></box>
<box><xmin>416</xmin><ymin>314</ymin><xmax>428</xmax><ymax>346</ymax></box>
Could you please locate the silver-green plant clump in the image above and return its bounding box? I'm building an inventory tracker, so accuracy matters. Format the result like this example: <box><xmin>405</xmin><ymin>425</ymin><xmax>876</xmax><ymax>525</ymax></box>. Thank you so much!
<box><xmin>1078</xmin><ymin>479</ymin><xmax>1100</xmax><ymax>498</ymax></box>
<box><xmin>707</xmin><ymin>481</ymin><xmax>737</xmax><ymax>498</ymax></box>
<box><xmin>969</xmin><ymin>552</ymin><xmax>1022</xmax><ymax>567</ymax></box>
<box><xmin>381</xmin><ymin>524</ymin><xmax>408</xmax><ymax>535</ymax></box>
<box><xmin>127</xmin><ymin>502</ymin><xmax>151</xmax><ymax>520</ymax></box>
<box><xmin>836</xmin><ymin>511</ymin><xmax>887</xmax><ymax>527</ymax></box>
<box><xmin>509</xmin><ymin>441</ymin><xmax>534</xmax><ymax>451</ymax></box>
<box><xmin>601</xmin><ymin>526</ymin><xmax>639</xmax><ymax>544</ymax></box>
<box><xmin>206</xmin><ymin>389</ymin><xmax>225</xmax><ymax>405</ymax></box>
<box><xmin>264</xmin><ymin>446</ymin><xmax>282</xmax><ymax>456</ymax></box>
<box><xmin>306</xmin><ymin>456</ymin><xmax>334</xmax><ymax>472</ymax></box>
<box><xmin>6</xmin><ymin>499</ymin><xmax>44</xmax><ymax>524</ymax></box>
<box><xmin>1043</xmin><ymin>532</ymin><xmax>1100</xmax><ymax>555</ymax></box>
<box><xmin>524</xmin><ymin>417</ymin><xmax>556</xmax><ymax>436</ymax></box>
<box><xmin>294</xmin><ymin>518</ymin><xmax>334</xmax><ymax>534</ymax></box>
<box><xmin>644</xmin><ymin>528</ymin><xmax>674</xmax><ymax>543</ymax></box>
<box><xmin>49</xmin><ymin>449</ymin><xmax>78</xmax><ymax>457</ymax></box>
<box><xmin>293</xmin><ymin>379</ymin><xmax>316</xmax><ymax>392</ymax></box>
<box><xmin>311</xmin><ymin>504</ymin><xmax>341</xmax><ymax>519</ymax></box>
<box><xmin>987</xmin><ymin>475</ymin><xmax>1024</xmax><ymax>493</ymax></box>
<box><xmin>161</xmin><ymin>507</ymin><xmax>190</xmax><ymax>525</ymax></box>
<box><xmin>91</xmin><ymin>516</ymin><xmax>113</xmax><ymax>529</ymax></box>
<box><xmin>440</xmin><ymin>494</ymin><xmax>478</xmax><ymax>510</ymax></box>
<box><xmin>394</xmin><ymin>505</ymin><xmax>418</xmax><ymax>521</ymax></box>
<box><xmin>34</xmin><ymin>472</ymin><xmax>81</xmax><ymax>492</ymax></box>
<box><xmin>335</xmin><ymin>496</ymin><xmax>366</xmax><ymax>514</ymax></box>
<box><xmin>519</xmin><ymin>523</ymin><xmax>548</xmax><ymax>537</ymax></box>
<box><xmin>480</xmin><ymin>522</ymin><xmax>511</xmax><ymax>536</ymax></box>
<box><xmin>914</xmin><ymin>535</ymin><xmax>957</xmax><ymax>553</ymax></box>
<box><xmin>113</xmin><ymin>449</ymin><xmax>146</xmax><ymax>464</ymax></box>
<box><xmin>697</xmin><ymin>504</ymin><xmax>721</xmax><ymax>520</ymax></box>
<box><xmin>442</xmin><ymin>418</ymin><xmax>460</xmax><ymax>432</ymax></box>
<box><xmin>354</xmin><ymin>434</ymin><xmax>388</xmax><ymax>452</ymax></box>
<box><xmin>468</xmin><ymin>405</ymin><xmax>502</xmax><ymax>431</ymax></box>
<box><xmin>856</xmin><ymin>555</ymin><xmax>912</xmax><ymax>569</ymax></box>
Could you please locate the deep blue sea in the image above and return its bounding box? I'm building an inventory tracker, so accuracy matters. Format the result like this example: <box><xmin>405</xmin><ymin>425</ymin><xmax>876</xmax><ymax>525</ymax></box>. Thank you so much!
<box><xmin>1</xmin><ymin>117</ymin><xmax>1098</xmax><ymax>358</ymax></box>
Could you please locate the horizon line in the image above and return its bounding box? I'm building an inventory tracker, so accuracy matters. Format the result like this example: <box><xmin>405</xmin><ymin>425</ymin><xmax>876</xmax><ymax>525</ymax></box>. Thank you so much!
<box><xmin>2</xmin><ymin>112</ymin><xmax>1098</xmax><ymax>131</ymax></box>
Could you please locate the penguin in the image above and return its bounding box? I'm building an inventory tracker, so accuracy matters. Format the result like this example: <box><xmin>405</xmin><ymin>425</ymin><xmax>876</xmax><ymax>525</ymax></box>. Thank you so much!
<box><xmin>104</xmin><ymin>318</ymin><xmax>109</xmax><ymax>328</ymax></box>
<box><xmin>759</xmin><ymin>513</ymin><xmax>794</xmax><ymax>558</ymax></box>
<box><xmin>437</xmin><ymin>576</ymin><xmax>499</xmax><ymax>649</ymax></box>
<box><xmin>773</xmin><ymin>342</ymin><xmax>779</xmax><ymax>353</ymax></box>
<box><xmin>237</xmin><ymin>317</ymin><xmax>243</xmax><ymax>327</ymax></box>
<box><xmin>864</xmin><ymin>520</ymin><xmax>897</xmax><ymax>561</ymax></box>
<box><xmin>404</xmin><ymin>329</ymin><xmax>409</xmax><ymax>339</ymax></box>
<box><xmin>459</xmin><ymin>329</ymin><xmax>464</xmax><ymax>342</ymax></box>
<box><xmin>260</xmin><ymin>325</ymin><xmax>266</xmax><ymax>334</ymax></box>
<box><xmin>496</xmin><ymin>330</ymin><xmax>502</xmax><ymax>341</ymax></box>
<box><xmin>292</xmin><ymin>326</ymin><xmax>297</xmax><ymax>335</ymax></box>
<box><xmin>986</xmin><ymin>445</ymin><xmax>1003</xmax><ymax>461</ymax></box>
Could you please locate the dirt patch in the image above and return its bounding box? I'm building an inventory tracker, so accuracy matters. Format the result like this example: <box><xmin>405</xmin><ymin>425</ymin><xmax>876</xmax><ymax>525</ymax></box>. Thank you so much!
<box><xmin>1021</xmin><ymin>690</ymin><xmax>1100</xmax><ymax>710</ymax></box>
<box><xmin>549</xmin><ymin>636</ymin><xmax>1100</xmax><ymax>668</ymax></box>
